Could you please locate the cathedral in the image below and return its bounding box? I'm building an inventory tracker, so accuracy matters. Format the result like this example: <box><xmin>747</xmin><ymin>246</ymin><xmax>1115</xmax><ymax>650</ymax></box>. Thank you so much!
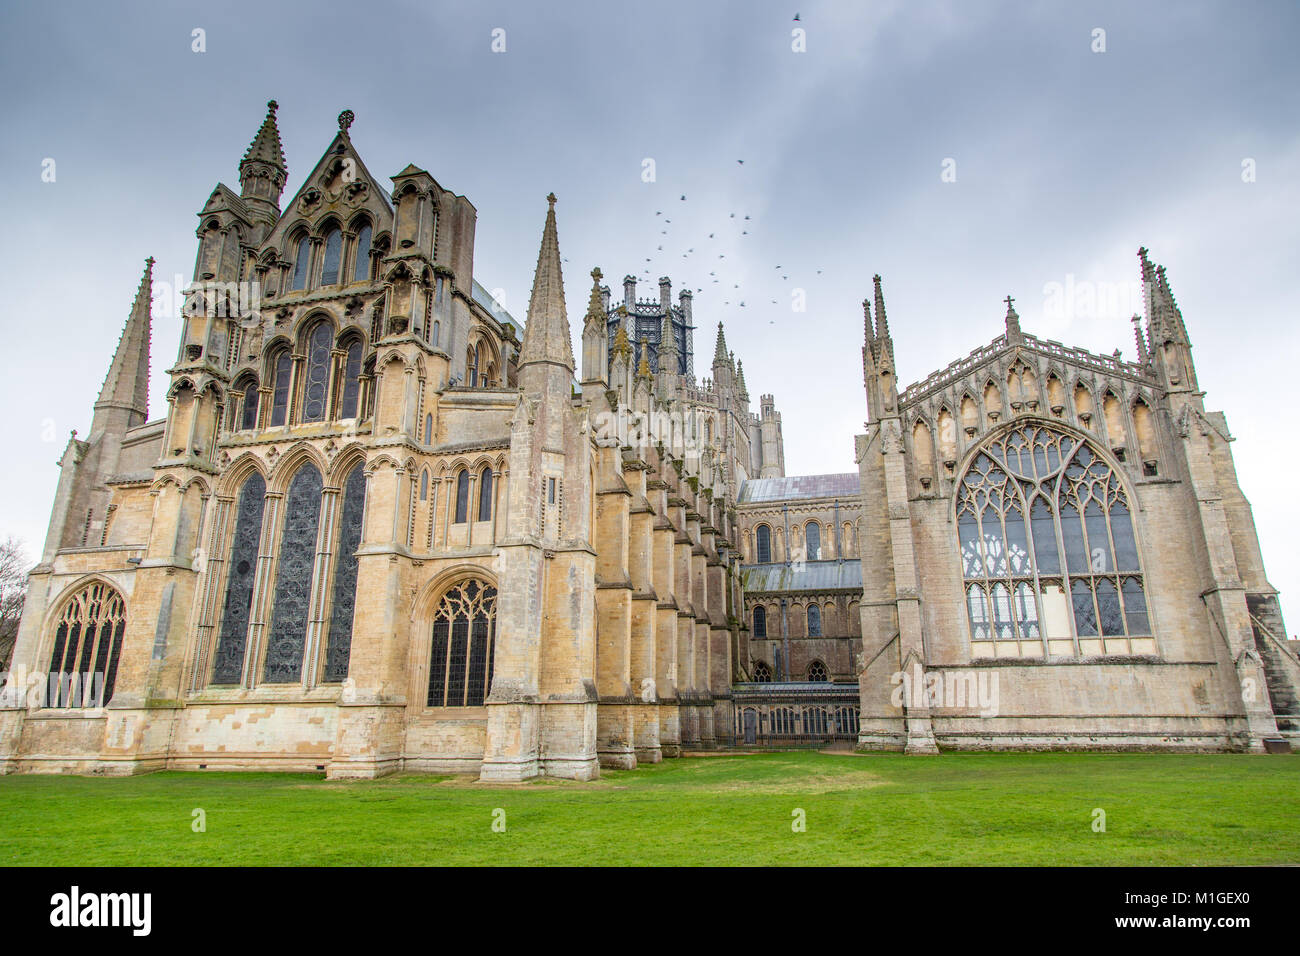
<box><xmin>0</xmin><ymin>102</ymin><xmax>1294</xmax><ymax>779</ymax></box>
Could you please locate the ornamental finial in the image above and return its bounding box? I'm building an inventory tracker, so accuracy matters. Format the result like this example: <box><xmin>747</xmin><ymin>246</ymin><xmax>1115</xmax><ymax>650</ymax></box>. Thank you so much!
<box><xmin>338</xmin><ymin>109</ymin><xmax>355</xmax><ymax>132</ymax></box>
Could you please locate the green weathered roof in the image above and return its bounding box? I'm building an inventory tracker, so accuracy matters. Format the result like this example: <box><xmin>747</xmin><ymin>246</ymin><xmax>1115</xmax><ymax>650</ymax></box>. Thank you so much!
<box><xmin>739</xmin><ymin>559</ymin><xmax>862</xmax><ymax>594</ymax></box>
<box><xmin>737</xmin><ymin>473</ymin><xmax>859</xmax><ymax>503</ymax></box>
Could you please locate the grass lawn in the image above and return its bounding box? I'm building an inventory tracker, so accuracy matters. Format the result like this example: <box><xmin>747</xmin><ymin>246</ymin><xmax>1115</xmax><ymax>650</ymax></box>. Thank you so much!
<box><xmin>0</xmin><ymin>751</ymin><xmax>1296</xmax><ymax>866</ymax></box>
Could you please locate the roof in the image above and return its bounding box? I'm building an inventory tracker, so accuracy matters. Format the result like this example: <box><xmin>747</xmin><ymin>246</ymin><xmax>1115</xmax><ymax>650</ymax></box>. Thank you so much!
<box><xmin>737</xmin><ymin>473</ymin><xmax>859</xmax><ymax>504</ymax></box>
<box><xmin>739</xmin><ymin>559</ymin><xmax>863</xmax><ymax>594</ymax></box>
<box><xmin>472</xmin><ymin>279</ymin><xmax>519</xmax><ymax>332</ymax></box>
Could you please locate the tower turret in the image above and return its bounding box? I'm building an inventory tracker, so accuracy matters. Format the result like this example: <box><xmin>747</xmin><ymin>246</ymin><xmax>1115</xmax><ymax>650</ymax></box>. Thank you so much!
<box><xmin>238</xmin><ymin>100</ymin><xmax>287</xmax><ymax>226</ymax></box>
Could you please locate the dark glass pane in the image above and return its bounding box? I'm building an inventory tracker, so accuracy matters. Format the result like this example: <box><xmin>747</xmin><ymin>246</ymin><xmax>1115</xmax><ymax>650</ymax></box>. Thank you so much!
<box><xmin>753</xmin><ymin>606</ymin><xmax>766</xmax><ymax>639</ymax></box>
<box><xmin>240</xmin><ymin>381</ymin><xmax>259</xmax><ymax>430</ymax></box>
<box><xmin>1123</xmin><ymin>578</ymin><xmax>1150</xmax><ymax>634</ymax></box>
<box><xmin>478</xmin><ymin>469</ymin><xmax>493</xmax><ymax>522</ymax></box>
<box><xmin>980</xmin><ymin>510</ymin><xmax>1006</xmax><ymax>577</ymax></box>
<box><xmin>324</xmin><ymin>464</ymin><xmax>365</xmax><ymax>682</ymax></box>
<box><xmin>269</xmin><ymin>352</ymin><xmax>291</xmax><ymax>426</ymax></box>
<box><xmin>1085</xmin><ymin>501</ymin><xmax>1112</xmax><ymax>574</ymax></box>
<box><xmin>419</xmin><ymin>470</ymin><xmax>428</xmax><ymax>501</ymax></box>
<box><xmin>427</xmin><ymin>621</ymin><xmax>449</xmax><ymax>706</ymax></box>
<box><xmin>1111</xmin><ymin>502</ymin><xmax>1139</xmax><ymax>572</ymax></box>
<box><xmin>264</xmin><ymin>465</ymin><xmax>323</xmax><ymax>683</ymax></box>
<box><xmin>48</xmin><ymin>623</ymin><xmax>69</xmax><ymax>686</ymax></box>
<box><xmin>301</xmin><ymin>323</ymin><xmax>333</xmax><ymax>423</ymax></box>
<box><xmin>1061</xmin><ymin>503</ymin><xmax>1089</xmax><ymax>572</ymax></box>
<box><xmin>353</xmin><ymin>225</ymin><xmax>372</xmax><ymax>282</ymax></box>
<box><xmin>806</xmin><ymin>523</ymin><xmax>820</xmax><ymax>560</ymax></box>
<box><xmin>466</xmin><ymin>617</ymin><xmax>490</xmax><ymax>706</ymax></box>
<box><xmin>446</xmin><ymin>619</ymin><xmax>469</xmax><ymax>706</ymax></box>
<box><xmin>756</xmin><ymin>525</ymin><xmax>771</xmax><ymax>564</ymax></box>
<box><xmin>1097</xmin><ymin>579</ymin><xmax>1124</xmax><ymax>635</ymax></box>
<box><xmin>291</xmin><ymin>237</ymin><xmax>310</xmax><ymax>290</ymax></box>
<box><xmin>1005</xmin><ymin>506</ymin><xmax>1030</xmax><ymax>576</ymax></box>
<box><xmin>213</xmin><ymin>473</ymin><xmax>266</xmax><ymax>683</ymax></box>
<box><xmin>339</xmin><ymin>341</ymin><xmax>362</xmax><ymax>419</ymax></box>
<box><xmin>454</xmin><ymin>470</ymin><xmax>469</xmax><ymax>523</ymax></box>
<box><xmin>1030</xmin><ymin>498</ymin><xmax>1060</xmax><ymax>574</ymax></box>
<box><xmin>1071</xmin><ymin>580</ymin><xmax>1098</xmax><ymax>636</ymax></box>
<box><xmin>101</xmin><ymin>620</ymin><xmax>125</xmax><ymax>705</ymax></box>
<box><xmin>321</xmin><ymin>229</ymin><xmax>342</xmax><ymax>285</ymax></box>
<box><xmin>807</xmin><ymin>604</ymin><xmax>821</xmax><ymax>637</ymax></box>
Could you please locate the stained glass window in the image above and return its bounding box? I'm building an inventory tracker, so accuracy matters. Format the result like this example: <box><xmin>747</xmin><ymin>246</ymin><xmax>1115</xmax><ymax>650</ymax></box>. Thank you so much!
<box><xmin>752</xmin><ymin>661</ymin><xmax>773</xmax><ymax>681</ymax></box>
<box><xmin>427</xmin><ymin>579</ymin><xmax>497</xmax><ymax>707</ymax></box>
<box><xmin>805</xmin><ymin>522</ymin><xmax>821</xmax><ymax>560</ymax></box>
<box><xmin>264</xmin><ymin>465</ymin><xmax>323</xmax><ymax>683</ymax></box>
<box><xmin>453</xmin><ymin>469</ymin><xmax>470</xmax><ymax>524</ymax></box>
<box><xmin>321</xmin><ymin>228</ymin><xmax>342</xmax><ymax>285</ymax></box>
<box><xmin>301</xmin><ymin>323</ymin><xmax>333</xmax><ymax>423</ymax></box>
<box><xmin>291</xmin><ymin>236</ymin><xmax>310</xmax><ymax>291</ymax></box>
<box><xmin>269</xmin><ymin>350</ymin><xmax>292</xmax><ymax>427</ymax></box>
<box><xmin>339</xmin><ymin>340</ymin><xmax>363</xmax><ymax>419</ymax></box>
<box><xmin>477</xmin><ymin>467</ymin><xmax>493</xmax><ymax>522</ymax></box>
<box><xmin>956</xmin><ymin>423</ymin><xmax>1150</xmax><ymax>654</ymax></box>
<box><xmin>212</xmin><ymin>472</ymin><xmax>265</xmax><ymax>684</ymax></box>
<box><xmin>807</xmin><ymin>660</ymin><xmax>828</xmax><ymax>682</ymax></box>
<box><xmin>240</xmin><ymin>378</ymin><xmax>259</xmax><ymax>431</ymax></box>
<box><xmin>47</xmin><ymin>582</ymin><xmax>126</xmax><ymax>708</ymax></box>
<box><xmin>353</xmin><ymin>224</ymin><xmax>372</xmax><ymax>282</ymax></box>
<box><xmin>324</xmin><ymin>464</ymin><xmax>365</xmax><ymax>683</ymax></box>
<box><xmin>807</xmin><ymin>604</ymin><xmax>822</xmax><ymax>637</ymax></box>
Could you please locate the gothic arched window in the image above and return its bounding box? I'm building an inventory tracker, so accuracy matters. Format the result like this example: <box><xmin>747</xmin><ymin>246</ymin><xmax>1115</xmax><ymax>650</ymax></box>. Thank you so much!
<box><xmin>807</xmin><ymin>660</ymin><xmax>829</xmax><ymax>682</ymax></box>
<box><xmin>807</xmin><ymin>604</ymin><xmax>822</xmax><ymax>637</ymax></box>
<box><xmin>212</xmin><ymin>472</ymin><xmax>266</xmax><ymax>684</ymax></box>
<box><xmin>468</xmin><ymin>344</ymin><xmax>480</xmax><ymax>387</ymax></box>
<box><xmin>320</xmin><ymin>227</ymin><xmax>342</xmax><ymax>286</ymax></box>
<box><xmin>755</xmin><ymin>524</ymin><xmax>772</xmax><ymax>564</ymax></box>
<box><xmin>752</xmin><ymin>605</ymin><xmax>767</xmax><ymax>639</ymax></box>
<box><xmin>752</xmin><ymin>660</ymin><xmax>773</xmax><ymax>682</ymax></box>
<box><xmin>957</xmin><ymin>424</ymin><xmax>1150</xmax><ymax>657</ymax></box>
<box><xmin>268</xmin><ymin>349</ymin><xmax>292</xmax><ymax>427</ymax></box>
<box><xmin>805</xmin><ymin>521</ymin><xmax>821</xmax><ymax>560</ymax></box>
<box><xmin>453</xmin><ymin>469</ymin><xmax>470</xmax><ymax>523</ymax></box>
<box><xmin>477</xmin><ymin>467</ymin><xmax>494</xmax><ymax>522</ymax></box>
<box><xmin>353</xmin><ymin>223</ymin><xmax>372</xmax><ymax>282</ymax></box>
<box><xmin>47</xmin><ymin>582</ymin><xmax>126</xmax><ymax>708</ymax></box>
<box><xmin>264</xmin><ymin>464</ymin><xmax>323</xmax><ymax>683</ymax></box>
<box><xmin>419</xmin><ymin>469</ymin><xmax>429</xmax><ymax>501</ymax></box>
<box><xmin>426</xmin><ymin>579</ymin><xmax>497</xmax><ymax>707</ymax></box>
<box><xmin>324</xmin><ymin>463</ymin><xmax>365</xmax><ymax>682</ymax></box>
<box><xmin>239</xmin><ymin>376</ymin><xmax>259</xmax><ymax>431</ymax></box>
<box><xmin>301</xmin><ymin>322</ymin><xmax>334</xmax><ymax>423</ymax></box>
<box><xmin>290</xmin><ymin>236</ymin><xmax>310</xmax><ymax>291</ymax></box>
<box><xmin>424</xmin><ymin>412</ymin><xmax>433</xmax><ymax>444</ymax></box>
<box><xmin>338</xmin><ymin>338</ymin><xmax>363</xmax><ymax>420</ymax></box>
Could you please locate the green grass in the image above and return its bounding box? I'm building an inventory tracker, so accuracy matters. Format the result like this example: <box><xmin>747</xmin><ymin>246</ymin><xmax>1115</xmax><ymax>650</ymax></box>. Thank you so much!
<box><xmin>1</xmin><ymin>751</ymin><xmax>1297</xmax><ymax>865</ymax></box>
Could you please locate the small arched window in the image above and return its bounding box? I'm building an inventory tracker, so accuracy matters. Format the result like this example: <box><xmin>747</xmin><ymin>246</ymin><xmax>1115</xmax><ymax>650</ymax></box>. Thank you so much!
<box><xmin>807</xmin><ymin>604</ymin><xmax>822</xmax><ymax>637</ymax></box>
<box><xmin>807</xmin><ymin>660</ymin><xmax>829</xmax><ymax>682</ymax></box>
<box><xmin>468</xmin><ymin>344</ymin><xmax>480</xmax><ymax>387</ymax></box>
<box><xmin>752</xmin><ymin>605</ymin><xmax>767</xmax><ymax>639</ymax></box>
<box><xmin>290</xmin><ymin>236</ymin><xmax>310</xmax><ymax>291</ymax></box>
<box><xmin>453</xmin><ymin>468</ymin><xmax>470</xmax><ymax>523</ymax></box>
<box><xmin>268</xmin><ymin>349</ymin><xmax>292</xmax><ymax>427</ymax></box>
<box><xmin>338</xmin><ymin>338</ymin><xmax>363</xmax><ymax>420</ymax></box>
<box><xmin>47</xmin><ymin>582</ymin><xmax>127</xmax><ymax>708</ymax></box>
<box><xmin>751</xmin><ymin>660</ymin><xmax>773</xmax><ymax>682</ymax></box>
<box><xmin>353</xmin><ymin>223</ymin><xmax>372</xmax><ymax>282</ymax></box>
<box><xmin>755</xmin><ymin>524</ymin><xmax>772</xmax><ymax>564</ymax></box>
<box><xmin>301</xmin><ymin>322</ymin><xmax>334</xmax><ymax>423</ymax></box>
<box><xmin>432</xmin><ymin>320</ymin><xmax>440</xmax><ymax>347</ymax></box>
<box><xmin>477</xmin><ymin>466</ymin><xmax>493</xmax><ymax>522</ymax></box>
<box><xmin>805</xmin><ymin>522</ymin><xmax>821</xmax><ymax>560</ymax></box>
<box><xmin>320</xmin><ymin>227</ymin><xmax>342</xmax><ymax>286</ymax></box>
<box><xmin>427</xmin><ymin>579</ymin><xmax>497</xmax><ymax>707</ymax></box>
<box><xmin>419</xmin><ymin>469</ymin><xmax>429</xmax><ymax>501</ymax></box>
<box><xmin>424</xmin><ymin>412</ymin><xmax>433</xmax><ymax>445</ymax></box>
<box><xmin>239</xmin><ymin>377</ymin><xmax>259</xmax><ymax>431</ymax></box>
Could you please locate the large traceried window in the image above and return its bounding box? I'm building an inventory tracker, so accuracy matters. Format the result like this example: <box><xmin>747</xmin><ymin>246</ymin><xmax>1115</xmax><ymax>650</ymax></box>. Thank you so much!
<box><xmin>263</xmin><ymin>464</ymin><xmax>323</xmax><ymax>683</ymax></box>
<box><xmin>212</xmin><ymin>473</ymin><xmax>266</xmax><ymax>684</ymax></box>
<box><xmin>46</xmin><ymin>582</ymin><xmax>126</xmax><ymax>708</ymax></box>
<box><xmin>957</xmin><ymin>424</ymin><xmax>1153</xmax><ymax>658</ymax></box>
<box><xmin>426</xmin><ymin>579</ymin><xmax>497</xmax><ymax>707</ymax></box>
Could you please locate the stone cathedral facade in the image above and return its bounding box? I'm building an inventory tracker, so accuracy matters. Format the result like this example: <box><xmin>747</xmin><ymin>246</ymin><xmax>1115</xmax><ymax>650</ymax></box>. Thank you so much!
<box><xmin>1</xmin><ymin>102</ymin><xmax>1295</xmax><ymax>779</ymax></box>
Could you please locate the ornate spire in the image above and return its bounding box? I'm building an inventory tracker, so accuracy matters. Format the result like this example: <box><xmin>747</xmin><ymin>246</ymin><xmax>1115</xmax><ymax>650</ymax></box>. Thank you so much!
<box><xmin>736</xmin><ymin>359</ymin><xmax>749</xmax><ymax>398</ymax></box>
<box><xmin>1131</xmin><ymin>315</ymin><xmax>1149</xmax><ymax>363</ymax></box>
<box><xmin>612</xmin><ymin>314</ymin><xmax>631</xmax><ymax>357</ymax></box>
<box><xmin>241</xmin><ymin>100</ymin><xmax>287</xmax><ymax>175</ymax></box>
<box><xmin>872</xmin><ymin>274</ymin><xmax>890</xmax><ymax>343</ymax></box>
<box><xmin>519</xmin><ymin>193</ymin><xmax>574</xmax><ymax>372</ymax></box>
<box><xmin>712</xmin><ymin>321</ymin><xmax>729</xmax><ymax>368</ymax></box>
<box><xmin>636</xmin><ymin>337</ymin><xmax>654</xmax><ymax>381</ymax></box>
<box><xmin>862</xmin><ymin>297</ymin><xmax>874</xmax><ymax>347</ymax></box>
<box><xmin>584</xmin><ymin>267</ymin><xmax>605</xmax><ymax>326</ymax></box>
<box><xmin>659</xmin><ymin>298</ymin><xmax>679</xmax><ymax>369</ymax></box>
<box><xmin>96</xmin><ymin>258</ymin><xmax>153</xmax><ymax>425</ymax></box>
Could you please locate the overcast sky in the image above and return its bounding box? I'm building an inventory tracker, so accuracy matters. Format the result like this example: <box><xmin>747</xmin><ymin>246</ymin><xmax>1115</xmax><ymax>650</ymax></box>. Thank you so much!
<box><xmin>1</xmin><ymin>0</ymin><xmax>1295</xmax><ymax>628</ymax></box>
